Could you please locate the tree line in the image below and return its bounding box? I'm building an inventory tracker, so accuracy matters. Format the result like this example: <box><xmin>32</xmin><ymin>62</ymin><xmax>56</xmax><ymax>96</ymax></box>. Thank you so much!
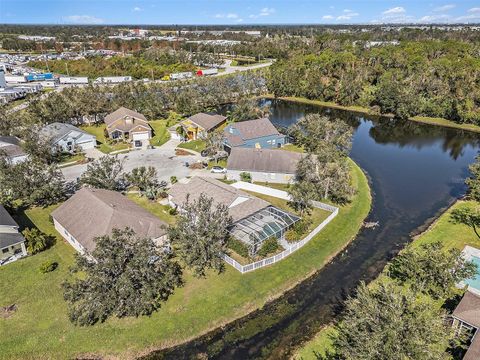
<box><xmin>268</xmin><ymin>40</ymin><xmax>480</xmax><ymax>124</ymax></box>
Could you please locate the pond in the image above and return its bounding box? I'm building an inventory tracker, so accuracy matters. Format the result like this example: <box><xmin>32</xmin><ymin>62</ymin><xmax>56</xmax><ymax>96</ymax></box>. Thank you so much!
<box><xmin>146</xmin><ymin>99</ymin><xmax>480</xmax><ymax>359</ymax></box>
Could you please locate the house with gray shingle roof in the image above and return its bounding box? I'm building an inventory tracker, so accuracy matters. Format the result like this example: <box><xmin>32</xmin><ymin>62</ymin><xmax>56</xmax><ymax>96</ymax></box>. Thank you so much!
<box><xmin>0</xmin><ymin>205</ymin><xmax>27</xmax><ymax>265</ymax></box>
<box><xmin>40</xmin><ymin>122</ymin><xmax>97</xmax><ymax>153</ymax></box>
<box><xmin>227</xmin><ymin>148</ymin><xmax>303</xmax><ymax>184</ymax></box>
<box><xmin>168</xmin><ymin>177</ymin><xmax>299</xmax><ymax>255</ymax></box>
<box><xmin>0</xmin><ymin>136</ymin><xmax>28</xmax><ymax>164</ymax></box>
<box><xmin>52</xmin><ymin>188</ymin><xmax>168</xmax><ymax>254</ymax></box>
<box><xmin>452</xmin><ymin>290</ymin><xmax>480</xmax><ymax>360</ymax></box>
<box><xmin>223</xmin><ymin>118</ymin><xmax>286</xmax><ymax>150</ymax></box>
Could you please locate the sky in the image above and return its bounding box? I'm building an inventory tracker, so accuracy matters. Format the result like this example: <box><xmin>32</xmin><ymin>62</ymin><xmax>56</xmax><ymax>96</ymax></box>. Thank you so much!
<box><xmin>1</xmin><ymin>0</ymin><xmax>480</xmax><ymax>25</ymax></box>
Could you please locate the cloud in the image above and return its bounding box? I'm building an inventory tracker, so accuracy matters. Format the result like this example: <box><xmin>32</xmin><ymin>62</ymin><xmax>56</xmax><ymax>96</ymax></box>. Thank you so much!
<box><xmin>419</xmin><ymin>14</ymin><xmax>451</xmax><ymax>22</ymax></box>
<box><xmin>335</xmin><ymin>9</ymin><xmax>359</xmax><ymax>21</ymax></box>
<box><xmin>249</xmin><ymin>7</ymin><xmax>275</xmax><ymax>19</ymax></box>
<box><xmin>468</xmin><ymin>7</ymin><xmax>480</xmax><ymax>13</ymax></box>
<box><xmin>322</xmin><ymin>15</ymin><xmax>334</xmax><ymax>20</ymax></box>
<box><xmin>456</xmin><ymin>13</ymin><xmax>480</xmax><ymax>22</ymax></box>
<box><xmin>433</xmin><ymin>4</ymin><xmax>455</xmax><ymax>12</ymax></box>
<box><xmin>63</xmin><ymin>15</ymin><xmax>104</xmax><ymax>24</ymax></box>
<box><xmin>214</xmin><ymin>13</ymin><xmax>238</xmax><ymax>19</ymax></box>
<box><xmin>133</xmin><ymin>6</ymin><xmax>142</xmax><ymax>12</ymax></box>
<box><xmin>383</xmin><ymin>7</ymin><xmax>406</xmax><ymax>15</ymax></box>
<box><xmin>337</xmin><ymin>15</ymin><xmax>352</xmax><ymax>20</ymax></box>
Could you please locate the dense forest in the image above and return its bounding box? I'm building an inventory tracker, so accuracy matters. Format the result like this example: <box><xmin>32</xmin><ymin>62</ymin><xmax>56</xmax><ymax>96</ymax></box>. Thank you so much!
<box><xmin>0</xmin><ymin>72</ymin><xmax>267</xmax><ymax>139</ymax></box>
<box><xmin>268</xmin><ymin>40</ymin><xmax>480</xmax><ymax>124</ymax></box>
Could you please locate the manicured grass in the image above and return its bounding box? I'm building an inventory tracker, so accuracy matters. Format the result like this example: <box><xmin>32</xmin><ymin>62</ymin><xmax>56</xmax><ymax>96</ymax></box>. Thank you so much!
<box><xmin>149</xmin><ymin>119</ymin><xmax>171</xmax><ymax>147</ymax></box>
<box><xmin>281</xmin><ymin>143</ymin><xmax>305</xmax><ymax>153</ymax></box>
<box><xmin>253</xmin><ymin>182</ymin><xmax>290</xmax><ymax>191</ymax></box>
<box><xmin>177</xmin><ymin>139</ymin><xmax>206</xmax><ymax>153</ymax></box>
<box><xmin>80</xmin><ymin>125</ymin><xmax>130</xmax><ymax>154</ymax></box>
<box><xmin>57</xmin><ymin>152</ymin><xmax>85</xmax><ymax>165</ymax></box>
<box><xmin>0</xmin><ymin>160</ymin><xmax>370</xmax><ymax>359</ymax></box>
<box><xmin>267</xmin><ymin>95</ymin><xmax>480</xmax><ymax>135</ymax></box>
<box><xmin>127</xmin><ymin>194</ymin><xmax>176</xmax><ymax>225</ymax></box>
<box><xmin>208</xmin><ymin>158</ymin><xmax>227</xmax><ymax>169</ymax></box>
<box><xmin>294</xmin><ymin>199</ymin><xmax>480</xmax><ymax>358</ymax></box>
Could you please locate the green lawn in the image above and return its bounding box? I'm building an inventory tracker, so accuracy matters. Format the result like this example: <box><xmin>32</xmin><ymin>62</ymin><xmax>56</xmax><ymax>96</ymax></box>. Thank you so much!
<box><xmin>57</xmin><ymin>152</ymin><xmax>86</xmax><ymax>165</ymax></box>
<box><xmin>294</xmin><ymin>199</ymin><xmax>480</xmax><ymax>359</ymax></box>
<box><xmin>0</xmin><ymin>160</ymin><xmax>370</xmax><ymax>359</ymax></box>
<box><xmin>127</xmin><ymin>194</ymin><xmax>176</xmax><ymax>225</ymax></box>
<box><xmin>177</xmin><ymin>139</ymin><xmax>206</xmax><ymax>153</ymax></box>
<box><xmin>281</xmin><ymin>144</ymin><xmax>305</xmax><ymax>153</ymax></box>
<box><xmin>80</xmin><ymin>125</ymin><xmax>130</xmax><ymax>154</ymax></box>
<box><xmin>149</xmin><ymin>119</ymin><xmax>171</xmax><ymax>147</ymax></box>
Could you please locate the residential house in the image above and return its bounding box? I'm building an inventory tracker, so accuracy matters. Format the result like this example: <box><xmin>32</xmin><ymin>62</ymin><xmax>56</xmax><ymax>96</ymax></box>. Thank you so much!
<box><xmin>227</xmin><ymin>148</ymin><xmax>303</xmax><ymax>183</ymax></box>
<box><xmin>51</xmin><ymin>188</ymin><xmax>168</xmax><ymax>254</ymax></box>
<box><xmin>40</xmin><ymin>122</ymin><xmax>97</xmax><ymax>153</ymax></box>
<box><xmin>104</xmin><ymin>107</ymin><xmax>152</xmax><ymax>148</ymax></box>
<box><xmin>180</xmin><ymin>113</ymin><xmax>227</xmax><ymax>141</ymax></box>
<box><xmin>223</xmin><ymin>118</ymin><xmax>286</xmax><ymax>150</ymax></box>
<box><xmin>452</xmin><ymin>290</ymin><xmax>480</xmax><ymax>360</ymax></box>
<box><xmin>168</xmin><ymin>176</ymin><xmax>299</xmax><ymax>255</ymax></box>
<box><xmin>0</xmin><ymin>205</ymin><xmax>27</xmax><ymax>265</ymax></box>
<box><xmin>0</xmin><ymin>136</ymin><xmax>28</xmax><ymax>164</ymax></box>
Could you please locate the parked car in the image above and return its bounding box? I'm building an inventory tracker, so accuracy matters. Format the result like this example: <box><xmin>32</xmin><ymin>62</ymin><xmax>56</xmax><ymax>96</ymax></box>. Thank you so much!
<box><xmin>211</xmin><ymin>166</ymin><xmax>227</xmax><ymax>174</ymax></box>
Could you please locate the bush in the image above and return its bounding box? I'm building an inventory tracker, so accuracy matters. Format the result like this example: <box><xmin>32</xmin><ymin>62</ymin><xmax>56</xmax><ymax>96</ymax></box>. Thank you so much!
<box><xmin>168</xmin><ymin>207</ymin><xmax>178</xmax><ymax>215</ymax></box>
<box><xmin>285</xmin><ymin>229</ymin><xmax>300</xmax><ymax>243</ymax></box>
<box><xmin>170</xmin><ymin>176</ymin><xmax>178</xmax><ymax>184</ymax></box>
<box><xmin>22</xmin><ymin>228</ymin><xmax>55</xmax><ymax>255</ymax></box>
<box><xmin>39</xmin><ymin>260</ymin><xmax>58</xmax><ymax>273</ymax></box>
<box><xmin>257</xmin><ymin>236</ymin><xmax>281</xmax><ymax>257</ymax></box>
<box><xmin>227</xmin><ymin>237</ymin><xmax>250</xmax><ymax>258</ymax></box>
<box><xmin>240</xmin><ymin>172</ymin><xmax>252</xmax><ymax>183</ymax></box>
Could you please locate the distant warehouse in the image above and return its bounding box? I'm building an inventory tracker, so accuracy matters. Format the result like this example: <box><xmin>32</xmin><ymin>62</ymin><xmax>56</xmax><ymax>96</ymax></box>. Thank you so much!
<box><xmin>227</xmin><ymin>148</ymin><xmax>303</xmax><ymax>184</ymax></box>
<box><xmin>93</xmin><ymin>76</ymin><xmax>132</xmax><ymax>84</ymax></box>
<box><xmin>59</xmin><ymin>76</ymin><xmax>88</xmax><ymax>85</ymax></box>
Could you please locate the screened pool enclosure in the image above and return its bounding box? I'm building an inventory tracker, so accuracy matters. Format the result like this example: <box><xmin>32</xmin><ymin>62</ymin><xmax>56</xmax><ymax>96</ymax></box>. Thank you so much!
<box><xmin>229</xmin><ymin>206</ymin><xmax>300</xmax><ymax>255</ymax></box>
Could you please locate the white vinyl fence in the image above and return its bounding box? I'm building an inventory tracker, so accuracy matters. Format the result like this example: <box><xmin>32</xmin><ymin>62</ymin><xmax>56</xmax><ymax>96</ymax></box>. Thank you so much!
<box><xmin>223</xmin><ymin>182</ymin><xmax>339</xmax><ymax>273</ymax></box>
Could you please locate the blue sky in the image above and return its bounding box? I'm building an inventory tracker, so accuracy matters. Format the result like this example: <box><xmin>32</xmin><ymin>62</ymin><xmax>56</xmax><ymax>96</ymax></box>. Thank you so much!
<box><xmin>1</xmin><ymin>0</ymin><xmax>480</xmax><ymax>25</ymax></box>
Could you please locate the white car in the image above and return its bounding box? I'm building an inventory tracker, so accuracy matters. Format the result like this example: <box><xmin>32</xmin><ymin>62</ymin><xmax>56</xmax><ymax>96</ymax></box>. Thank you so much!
<box><xmin>211</xmin><ymin>166</ymin><xmax>227</xmax><ymax>174</ymax></box>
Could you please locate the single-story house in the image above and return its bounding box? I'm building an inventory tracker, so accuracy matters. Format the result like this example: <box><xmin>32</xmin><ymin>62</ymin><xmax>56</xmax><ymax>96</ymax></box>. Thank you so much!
<box><xmin>0</xmin><ymin>136</ymin><xmax>28</xmax><ymax>164</ymax></box>
<box><xmin>227</xmin><ymin>148</ymin><xmax>303</xmax><ymax>183</ymax></box>
<box><xmin>168</xmin><ymin>176</ymin><xmax>299</xmax><ymax>255</ymax></box>
<box><xmin>40</xmin><ymin>122</ymin><xmax>97</xmax><ymax>153</ymax></box>
<box><xmin>0</xmin><ymin>205</ymin><xmax>27</xmax><ymax>265</ymax></box>
<box><xmin>51</xmin><ymin>188</ymin><xmax>168</xmax><ymax>254</ymax></box>
<box><xmin>452</xmin><ymin>290</ymin><xmax>480</xmax><ymax>360</ymax></box>
<box><xmin>180</xmin><ymin>113</ymin><xmax>227</xmax><ymax>141</ymax></box>
<box><xmin>104</xmin><ymin>107</ymin><xmax>152</xmax><ymax>148</ymax></box>
<box><xmin>223</xmin><ymin>118</ymin><xmax>286</xmax><ymax>151</ymax></box>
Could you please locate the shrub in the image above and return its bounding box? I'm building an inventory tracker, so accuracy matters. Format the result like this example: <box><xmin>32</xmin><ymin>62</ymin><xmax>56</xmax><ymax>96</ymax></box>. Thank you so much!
<box><xmin>22</xmin><ymin>228</ymin><xmax>55</xmax><ymax>255</ymax></box>
<box><xmin>240</xmin><ymin>172</ymin><xmax>252</xmax><ymax>183</ymax></box>
<box><xmin>39</xmin><ymin>260</ymin><xmax>58</xmax><ymax>273</ymax></box>
<box><xmin>285</xmin><ymin>229</ymin><xmax>300</xmax><ymax>243</ymax></box>
<box><xmin>168</xmin><ymin>207</ymin><xmax>178</xmax><ymax>215</ymax></box>
<box><xmin>257</xmin><ymin>236</ymin><xmax>281</xmax><ymax>257</ymax></box>
<box><xmin>227</xmin><ymin>237</ymin><xmax>250</xmax><ymax>258</ymax></box>
<box><xmin>170</xmin><ymin>176</ymin><xmax>178</xmax><ymax>184</ymax></box>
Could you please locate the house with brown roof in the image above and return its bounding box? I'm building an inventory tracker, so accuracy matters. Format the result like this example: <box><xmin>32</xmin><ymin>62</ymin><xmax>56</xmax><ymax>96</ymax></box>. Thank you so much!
<box><xmin>180</xmin><ymin>113</ymin><xmax>227</xmax><ymax>141</ymax></box>
<box><xmin>168</xmin><ymin>177</ymin><xmax>299</xmax><ymax>255</ymax></box>
<box><xmin>223</xmin><ymin>118</ymin><xmax>286</xmax><ymax>151</ymax></box>
<box><xmin>52</xmin><ymin>188</ymin><xmax>167</xmax><ymax>254</ymax></box>
<box><xmin>227</xmin><ymin>148</ymin><xmax>303</xmax><ymax>183</ymax></box>
<box><xmin>452</xmin><ymin>290</ymin><xmax>480</xmax><ymax>360</ymax></box>
<box><xmin>104</xmin><ymin>107</ymin><xmax>152</xmax><ymax>148</ymax></box>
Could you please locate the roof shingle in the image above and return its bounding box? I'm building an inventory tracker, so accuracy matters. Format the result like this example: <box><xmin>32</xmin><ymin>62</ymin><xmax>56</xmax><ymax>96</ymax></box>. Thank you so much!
<box><xmin>227</xmin><ymin>148</ymin><xmax>303</xmax><ymax>174</ymax></box>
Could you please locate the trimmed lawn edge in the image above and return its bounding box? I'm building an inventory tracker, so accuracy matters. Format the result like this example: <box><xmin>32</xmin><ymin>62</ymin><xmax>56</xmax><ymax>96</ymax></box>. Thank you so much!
<box><xmin>265</xmin><ymin>95</ymin><xmax>480</xmax><ymax>135</ymax></box>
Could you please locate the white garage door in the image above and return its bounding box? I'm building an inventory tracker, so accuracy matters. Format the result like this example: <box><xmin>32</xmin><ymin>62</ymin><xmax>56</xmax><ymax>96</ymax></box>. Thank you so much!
<box><xmin>132</xmin><ymin>132</ymin><xmax>150</xmax><ymax>141</ymax></box>
<box><xmin>77</xmin><ymin>139</ymin><xmax>96</xmax><ymax>150</ymax></box>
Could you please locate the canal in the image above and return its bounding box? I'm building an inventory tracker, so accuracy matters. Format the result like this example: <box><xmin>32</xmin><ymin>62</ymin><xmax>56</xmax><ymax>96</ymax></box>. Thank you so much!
<box><xmin>147</xmin><ymin>99</ymin><xmax>480</xmax><ymax>359</ymax></box>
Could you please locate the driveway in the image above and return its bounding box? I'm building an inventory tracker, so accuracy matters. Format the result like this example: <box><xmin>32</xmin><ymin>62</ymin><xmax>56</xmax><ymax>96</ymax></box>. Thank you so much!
<box><xmin>62</xmin><ymin>139</ymin><xmax>203</xmax><ymax>183</ymax></box>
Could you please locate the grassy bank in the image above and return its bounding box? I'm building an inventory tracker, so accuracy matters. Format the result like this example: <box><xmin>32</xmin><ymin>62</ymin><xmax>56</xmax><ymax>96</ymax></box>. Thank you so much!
<box><xmin>0</xmin><ymin>161</ymin><xmax>370</xmax><ymax>359</ymax></box>
<box><xmin>268</xmin><ymin>96</ymin><xmax>480</xmax><ymax>135</ymax></box>
<box><xmin>295</xmin><ymin>199</ymin><xmax>480</xmax><ymax>359</ymax></box>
